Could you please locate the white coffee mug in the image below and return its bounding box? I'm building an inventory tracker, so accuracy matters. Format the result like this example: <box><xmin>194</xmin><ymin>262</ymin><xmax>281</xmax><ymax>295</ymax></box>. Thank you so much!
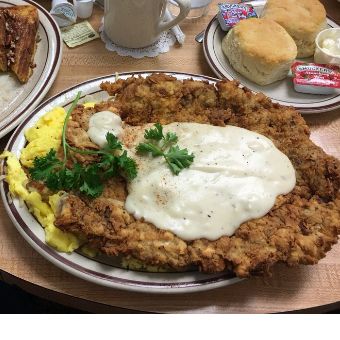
<box><xmin>104</xmin><ymin>0</ymin><xmax>191</xmax><ymax>48</ymax></box>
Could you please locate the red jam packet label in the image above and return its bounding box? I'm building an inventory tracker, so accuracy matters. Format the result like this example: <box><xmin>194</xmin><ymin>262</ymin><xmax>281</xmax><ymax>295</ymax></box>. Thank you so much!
<box><xmin>291</xmin><ymin>62</ymin><xmax>340</xmax><ymax>88</ymax></box>
<box><xmin>217</xmin><ymin>3</ymin><xmax>257</xmax><ymax>31</ymax></box>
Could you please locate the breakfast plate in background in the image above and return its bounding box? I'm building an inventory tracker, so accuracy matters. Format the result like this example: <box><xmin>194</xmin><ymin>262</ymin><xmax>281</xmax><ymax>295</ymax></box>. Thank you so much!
<box><xmin>1</xmin><ymin>71</ymin><xmax>241</xmax><ymax>294</ymax></box>
<box><xmin>203</xmin><ymin>0</ymin><xmax>340</xmax><ymax>114</ymax></box>
<box><xmin>0</xmin><ymin>0</ymin><xmax>62</xmax><ymax>138</ymax></box>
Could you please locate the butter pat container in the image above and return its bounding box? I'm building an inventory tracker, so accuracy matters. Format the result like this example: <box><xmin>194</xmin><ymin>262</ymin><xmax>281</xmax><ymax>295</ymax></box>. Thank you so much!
<box><xmin>291</xmin><ymin>62</ymin><xmax>340</xmax><ymax>95</ymax></box>
<box><xmin>314</xmin><ymin>28</ymin><xmax>340</xmax><ymax>66</ymax></box>
<box><xmin>217</xmin><ymin>3</ymin><xmax>257</xmax><ymax>31</ymax></box>
<box><xmin>50</xmin><ymin>0</ymin><xmax>77</xmax><ymax>27</ymax></box>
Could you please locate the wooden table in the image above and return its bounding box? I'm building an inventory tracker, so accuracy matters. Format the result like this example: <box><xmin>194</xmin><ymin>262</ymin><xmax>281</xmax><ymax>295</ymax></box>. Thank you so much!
<box><xmin>0</xmin><ymin>0</ymin><xmax>339</xmax><ymax>313</ymax></box>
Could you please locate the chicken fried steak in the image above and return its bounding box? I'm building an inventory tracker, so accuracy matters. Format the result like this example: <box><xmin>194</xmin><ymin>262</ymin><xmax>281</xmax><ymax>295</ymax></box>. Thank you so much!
<box><xmin>55</xmin><ymin>74</ymin><xmax>340</xmax><ymax>277</ymax></box>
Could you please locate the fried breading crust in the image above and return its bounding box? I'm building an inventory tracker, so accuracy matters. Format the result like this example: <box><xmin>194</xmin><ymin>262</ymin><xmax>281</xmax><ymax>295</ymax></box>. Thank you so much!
<box><xmin>55</xmin><ymin>74</ymin><xmax>340</xmax><ymax>277</ymax></box>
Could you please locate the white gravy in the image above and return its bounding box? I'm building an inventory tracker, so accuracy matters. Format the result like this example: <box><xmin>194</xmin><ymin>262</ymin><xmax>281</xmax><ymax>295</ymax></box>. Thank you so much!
<box><xmin>87</xmin><ymin>111</ymin><xmax>123</xmax><ymax>147</ymax></box>
<box><xmin>124</xmin><ymin>122</ymin><xmax>296</xmax><ymax>241</ymax></box>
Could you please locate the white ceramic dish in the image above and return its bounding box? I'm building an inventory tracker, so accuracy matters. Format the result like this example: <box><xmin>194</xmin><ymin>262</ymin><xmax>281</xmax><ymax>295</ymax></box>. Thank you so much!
<box><xmin>203</xmin><ymin>0</ymin><xmax>340</xmax><ymax>114</ymax></box>
<box><xmin>314</xmin><ymin>28</ymin><xmax>340</xmax><ymax>66</ymax></box>
<box><xmin>0</xmin><ymin>0</ymin><xmax>62</xmax><ymax>138</ymax></box>
<box><xmin>0</xmin><ymin>71</ymin><xmax>242</xmax><ymax>294</ymax></box>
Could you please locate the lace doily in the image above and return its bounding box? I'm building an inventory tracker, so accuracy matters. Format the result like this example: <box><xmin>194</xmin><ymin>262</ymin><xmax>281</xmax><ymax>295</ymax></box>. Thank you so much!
<box><xmin>99</xmin><ymin>24</ymin><xmax>177</xmax><ymax>59</ymax></box>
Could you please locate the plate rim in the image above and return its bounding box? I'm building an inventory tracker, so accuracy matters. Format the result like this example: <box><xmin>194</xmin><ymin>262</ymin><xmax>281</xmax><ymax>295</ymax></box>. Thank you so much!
<box><xmin>203</xmin><ymin>10</ymin><xmax>340</xmax><ymax>114</ymax></box>
<box><xmin>0</xmin><ymin>0</ymin><xmax>62</xmax><ymax>138</ymax></box>
<box><xmin>1</xmin><ymin>70</ymin><xmax>244</xmax><ymax>294</ymax></box>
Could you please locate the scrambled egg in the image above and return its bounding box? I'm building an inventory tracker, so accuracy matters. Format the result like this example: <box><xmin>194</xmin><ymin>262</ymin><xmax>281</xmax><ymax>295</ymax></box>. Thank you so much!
<box><xmin>1</xmin><ymin>106</ymin><xmax>80</xmax><ymax>253</ymax></box>
<box><xmin>83</xmin><ymin>102</ymin><xmax>95</xmax><ymax>108</ymax></box>
<box><xmin>1</xmin><ymin>102</ymin><xmax>125</xmax><ymax>257</ymax></box>
<box><xmin>20</xmin><ymin>107</ymin><xmax>66</xmax><ymax>168</ymax></box>
<box><xmin>1</xmin><ymin>152</ymin><xmax>80</xmax><ymax>252</ymax></box>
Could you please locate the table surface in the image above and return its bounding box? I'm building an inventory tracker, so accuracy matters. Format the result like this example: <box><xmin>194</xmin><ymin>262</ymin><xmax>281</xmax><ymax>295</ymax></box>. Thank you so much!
<box><xmin>0</xmin><ymin>0</ymin><xmax>339</xmax><ymax>313</ymax></box>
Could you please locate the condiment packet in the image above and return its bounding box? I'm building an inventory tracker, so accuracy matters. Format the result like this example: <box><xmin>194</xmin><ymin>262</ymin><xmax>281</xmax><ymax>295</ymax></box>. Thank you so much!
<box><xmin>291</xmin><ymin>62</ymin><xmax>340</xmax><ymax>95</ymax></box>
<box><xmin>217</xmin><ymin>3</ymin><xmax>257</xmax><ymax>31</ymax></box>
<box><xmin>50</xmin><ymin>0</ymin><xmax>77</xmax><ymax>27</ymax></box>
<box><xmin>61</xmin><ymin>21</ymin><xmax>99</xmax><ymax>48</ymax></box>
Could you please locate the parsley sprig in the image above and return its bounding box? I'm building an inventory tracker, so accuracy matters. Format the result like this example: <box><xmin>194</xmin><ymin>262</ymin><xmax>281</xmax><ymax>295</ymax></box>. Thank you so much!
<box><xmin>136</xmin><ymin>123</ymin><xmax>194</xmax><ymax>175</ymax></box>
<box><xmin>29</xmin><ymin>92</ymin><xmax>137</xmax><ymax>198</ymax></box>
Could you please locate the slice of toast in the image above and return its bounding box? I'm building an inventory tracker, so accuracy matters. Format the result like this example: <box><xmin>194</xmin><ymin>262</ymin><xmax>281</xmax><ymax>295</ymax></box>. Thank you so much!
<box><xmin>4</xmin><ymin>5</ymin><xmax>39</xmax><ymax>83</ymax></box>
<box><xmin>0</xmin><ymin>8</ymin><xmax>7</xmax><ymax>72</ymax></box>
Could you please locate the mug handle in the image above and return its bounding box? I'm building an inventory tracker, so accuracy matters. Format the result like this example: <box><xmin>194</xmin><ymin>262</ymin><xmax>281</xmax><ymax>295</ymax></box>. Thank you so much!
<box><xmin>157</xmin><ymin>0</ymin><xmax>191</xmax><ymax>34</ymax></box>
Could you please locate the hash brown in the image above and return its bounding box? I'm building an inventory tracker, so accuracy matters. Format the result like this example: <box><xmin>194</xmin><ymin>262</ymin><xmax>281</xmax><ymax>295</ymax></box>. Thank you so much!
<box><xmin>52</xmin><ymin>74</ymin><xmax>340</xmax><ymax>277</ymax></box>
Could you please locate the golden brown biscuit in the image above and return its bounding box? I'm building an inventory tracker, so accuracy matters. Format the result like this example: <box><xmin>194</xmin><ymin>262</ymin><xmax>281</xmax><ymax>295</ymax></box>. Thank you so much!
<box><xmin>261</xmin><ymin>0</ymin><xmax>327</xmax><ymax>58</ymax></box>
<box><xmin>222</xmin><ymin>18</ymin><xmax>297</xmax><ymax>85</ymax></box>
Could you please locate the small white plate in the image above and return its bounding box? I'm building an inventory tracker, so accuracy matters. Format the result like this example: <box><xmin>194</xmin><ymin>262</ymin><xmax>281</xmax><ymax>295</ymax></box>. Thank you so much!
<box><xmin>0</xmin><ymin>0</ymin><xmax>62</xmax><ymax>138</ymax></box>
<box><xmin>1</xmin><ymin>71</ymin><xmax>242</xmax><ymax>294</ymax></box>
<box><xmin>203</xmin><ymin>0</ymin><xmax>340</xmax><ymax>114</ymax></box>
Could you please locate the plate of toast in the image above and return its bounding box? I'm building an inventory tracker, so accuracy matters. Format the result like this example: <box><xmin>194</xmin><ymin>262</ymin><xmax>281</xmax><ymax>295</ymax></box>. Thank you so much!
<box><xmin>203</xmin><ymin>0</ymin><xmax>340</xmax><ymax>114</ymax></box>
<box><xmin>0</xmin><ymin>0</ymin><xmax>62</xmax><ymax>138</ymax></box>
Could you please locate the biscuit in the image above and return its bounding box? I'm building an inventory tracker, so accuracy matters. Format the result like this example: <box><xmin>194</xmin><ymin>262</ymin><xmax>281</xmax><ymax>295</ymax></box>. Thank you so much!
<box><xmin>222</xmin><ymin>18</ymin><xmax>297</xmax><ymax>86</ymax></box>
<box><xmin>261</xmin><ymin>0</ymin><xmax>327</xmax><ymax>58</ymax></box>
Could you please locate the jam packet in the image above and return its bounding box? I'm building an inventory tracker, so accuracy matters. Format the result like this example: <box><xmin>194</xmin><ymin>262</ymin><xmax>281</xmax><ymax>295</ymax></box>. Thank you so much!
<box><xmin>291</xmin><ymin>62</ymin><xmax>340</xmax><ymax>95</ymax></box>
<box><xmin>217</xmin><ymin>3</ymin><xmax>257</xmax><ymax>31</ymax></box>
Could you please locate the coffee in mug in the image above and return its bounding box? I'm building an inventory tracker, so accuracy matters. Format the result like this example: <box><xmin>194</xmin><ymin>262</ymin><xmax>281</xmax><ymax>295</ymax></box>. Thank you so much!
<box><xmin>104</xmin><ymin>0</ymin><xmax>191</xmax><ymax>48</ymax></box>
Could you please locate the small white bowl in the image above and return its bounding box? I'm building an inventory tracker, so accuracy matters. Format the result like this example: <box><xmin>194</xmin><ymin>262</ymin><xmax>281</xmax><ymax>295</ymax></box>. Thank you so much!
<box><xmin>314</xmin><ymin>28</ymin><xmax>340</xmax><ymax>66</ymax></box>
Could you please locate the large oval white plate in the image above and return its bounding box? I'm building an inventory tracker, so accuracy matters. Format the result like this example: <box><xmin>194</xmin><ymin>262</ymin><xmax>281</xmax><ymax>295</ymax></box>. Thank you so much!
<box><xmin>203</xmin><ymin>0</ymin><xmax>340</xmax><ymax>114</ymax></box>
<box><xmin>0</xmin><ymin>71</ymin><xmax>242</xmax><ymax>294</ymax></box>
<box><xmin>0</xmin><ymin>0</ymin><xmax>62</xmax><ymax>138</ymax></box>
